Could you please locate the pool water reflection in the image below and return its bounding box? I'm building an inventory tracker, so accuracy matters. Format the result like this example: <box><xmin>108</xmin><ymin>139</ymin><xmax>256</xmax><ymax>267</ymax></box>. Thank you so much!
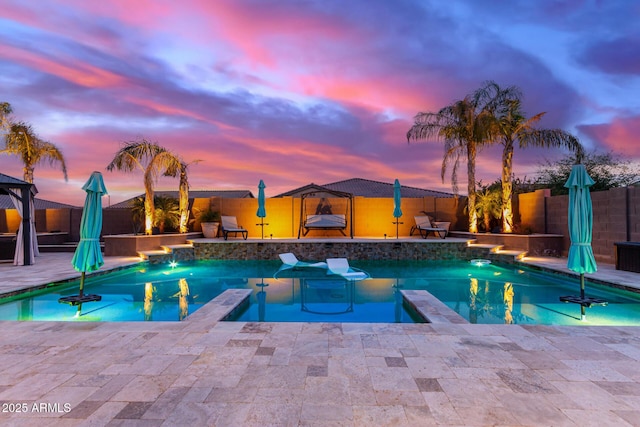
<box><xmin>0</xmin><ymin>260</ymin><xmax>638</xmax><ymax>325</ymax></box>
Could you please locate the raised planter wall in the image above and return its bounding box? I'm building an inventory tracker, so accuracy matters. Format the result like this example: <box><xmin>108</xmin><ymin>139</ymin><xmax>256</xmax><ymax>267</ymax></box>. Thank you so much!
<box><xmin>449</xmin><ymin>231</ymin><xmax>563</xmax><ymax>256</ymax></box>
<box><xmin>104</xmin><ymin>232</ymin><xmax>202</xmax><ymax>256</ymax></box>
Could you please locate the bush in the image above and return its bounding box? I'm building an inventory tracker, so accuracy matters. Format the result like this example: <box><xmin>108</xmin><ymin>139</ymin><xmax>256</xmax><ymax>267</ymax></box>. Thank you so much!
<box><xmin>199</xmin><ymin>210</ymin><xmax>221</xmax><ymax>222</ymax></box>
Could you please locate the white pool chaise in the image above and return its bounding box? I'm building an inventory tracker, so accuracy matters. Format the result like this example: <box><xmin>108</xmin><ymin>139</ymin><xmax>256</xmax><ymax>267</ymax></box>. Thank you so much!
<box><xmin>326</xmin><ymin>258</ymin><xmax>369</xmax><ymax>281</ymax></box>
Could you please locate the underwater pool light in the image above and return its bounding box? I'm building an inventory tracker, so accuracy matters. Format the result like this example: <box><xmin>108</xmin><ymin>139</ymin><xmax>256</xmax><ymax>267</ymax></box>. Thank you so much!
<box><xmin>470</xmin><ymin>259</ymin><xmax>491</xmax><ymax>267</ymax></box>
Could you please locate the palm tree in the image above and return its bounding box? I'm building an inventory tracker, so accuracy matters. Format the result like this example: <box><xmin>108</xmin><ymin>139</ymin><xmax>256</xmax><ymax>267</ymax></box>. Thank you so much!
<box><xmin>106</xmin><ymin>139</ymin><xmax>181</xmax><ymax>235</ymax></box>
<box><xmin>473</xmin><ymin>186</ymin><xmax>502</xmax><ymax>232</ymax></box>
<box><xmin>1</xmin><ymin>121</ymin><xmax>68</xmax><ymax>183</ymax></box>
<box><xmin>479</xmin><ymin>82</ymin><xmax>583</xmax><ymax>233</ymax></box>
<box><xmin>130</xmin><ymin>196</ymin><xmax>146</xmax><ymax>234</ymax></box>
<box><xmin>153</xmin><ymin>194</ymin><xmax>180</xmax><ymax>233</ymax></box>
<box><xmin>407</xmin><ymin>96</ymin><xmax>495</xmax><ymax>233</ymax></box>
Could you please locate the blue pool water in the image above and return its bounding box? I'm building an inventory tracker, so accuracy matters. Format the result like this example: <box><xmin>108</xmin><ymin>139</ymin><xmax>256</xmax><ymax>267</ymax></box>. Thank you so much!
<box><xmin>0</xmin><ymin>260</ymin><xmax>639</xmax><ymax>325</ymax></box>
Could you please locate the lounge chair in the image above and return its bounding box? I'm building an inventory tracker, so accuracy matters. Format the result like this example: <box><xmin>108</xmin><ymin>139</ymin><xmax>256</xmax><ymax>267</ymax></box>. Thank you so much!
<box><xmin>409</xmin><ymin>216</ymin><xmax>447</xmax><ymax>239</ymax></box>
<box><xmin>326</xmin><ymin>258</ymin><xmax>369</xmax><ymax>281</ymax></box>
<box><xmin>278</xmin><ymin>253</ymin><xmax>327</xmax><ymax>269</ymax></box>
<box><xmin>220</xmin><ymin>216</ymin><xmax>248</xmax><ymax>240</ymax></box>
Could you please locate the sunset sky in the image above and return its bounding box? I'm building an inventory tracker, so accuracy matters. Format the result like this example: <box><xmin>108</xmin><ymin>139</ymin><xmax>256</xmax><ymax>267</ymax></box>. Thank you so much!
<box><xmin>1</xmin><ymin>0</ymin><xmax>639</xmax><ymax>206</ymax></box>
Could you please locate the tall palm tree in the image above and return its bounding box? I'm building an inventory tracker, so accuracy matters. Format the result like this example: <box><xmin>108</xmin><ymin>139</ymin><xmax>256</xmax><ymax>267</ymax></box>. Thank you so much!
<box><xmin>479</xmin><ymin>82</ymin><xmax>583</xmax><ymax>232</ymax></box>
<box><xmin>106</xmin><ymin>139</ymin><xmax>181</xmax><ymax>235</ymax></box>
<box><xmin>1</xmin><ymin>121</ymin><xmax>68</xmax><ymax>183</ymax></box>
<box><xmin>407</xmin><ymin>96</ymin><xmax>495</xmax><ymax>233</ymax></box>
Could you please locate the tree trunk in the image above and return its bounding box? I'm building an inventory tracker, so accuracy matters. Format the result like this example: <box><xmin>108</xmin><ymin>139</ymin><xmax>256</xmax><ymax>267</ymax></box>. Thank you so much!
<box><xmin>467</xmin><ymin>142</ymin><xmax>478</xmax><ymax>233</ymax></box>
<box><xmin>23</xmin><ymin>166</ymin><xmax>34</xmax><ymax>184</ymax></box>
<box><xmin>501</xmin><ymin>140</ymin><xmax>514</xmax><ymax>233</ymax></box>
<box><xmin>484</xmin><ymin>213</ymin><xmax>491</xmax><ymax>232</ymax></box>
<box><xmin>144</xmin><ymin>186</ymin><xmax>154</xmax><ymax>235</ymax></box>
<box><xmin>179</xmin><ymin>170</ymin><xmax>189</xmax><ymax>233</ymax></box>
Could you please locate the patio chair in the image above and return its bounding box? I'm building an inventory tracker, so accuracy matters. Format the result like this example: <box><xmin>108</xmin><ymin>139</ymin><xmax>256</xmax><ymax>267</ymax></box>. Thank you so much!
<box><xmin>278</xmin><ymin>253</ymin><xmax>328</xmax><ymax>269</ymax></box>
<box><xmin>220</xmin><ymin>216</ymin><xmax>248</xmax><ymax>240</ymax></box>
<box><xmin>409</xmin><ymin>216</ymin><xmax>448</xmax><ymax>239</ymax></box>
<box><xmin>326</xmin><ymin>258</ymin><xmax>369</xmax><ymax>281</ymax></box>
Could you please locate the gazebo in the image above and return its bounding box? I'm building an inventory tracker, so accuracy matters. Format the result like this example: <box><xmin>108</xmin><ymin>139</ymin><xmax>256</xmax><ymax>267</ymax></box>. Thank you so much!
<box><xmin>297</xmin><ymin>185</ymin><xmax>354</xmax><ymax>239</ymax></box>
<box><xmin>0</xmin><ymin>173</ymin><xmax>38</xmax><ymax>265</ymax></box>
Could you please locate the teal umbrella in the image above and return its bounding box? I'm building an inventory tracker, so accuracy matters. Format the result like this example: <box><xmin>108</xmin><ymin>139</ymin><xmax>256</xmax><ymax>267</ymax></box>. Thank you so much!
<box><xmin>256</xmin><ymin>180</ymin><xmax>267</xmax><ymax>239</ymax></box>
<box><xmin>393</xmin><ymin>179</ymin><xmax>402</xmax><ymax>238</ymax></box>
<box><xmin>561</xmin><ymin>164</ymin><xmax>603</xmax><ymax>320</ymax></box>
<box><xmin>62</xmin><ymin>172</ymin><xmax>108</xmax><ymax>308</ymax></box>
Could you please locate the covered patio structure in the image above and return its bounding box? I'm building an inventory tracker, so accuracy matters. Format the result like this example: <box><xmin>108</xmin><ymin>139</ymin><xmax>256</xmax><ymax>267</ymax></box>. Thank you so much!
<box><xmin>0</xmin><ymin>172</ymin><xmax>38</xmax><ymax>265</ymax></box>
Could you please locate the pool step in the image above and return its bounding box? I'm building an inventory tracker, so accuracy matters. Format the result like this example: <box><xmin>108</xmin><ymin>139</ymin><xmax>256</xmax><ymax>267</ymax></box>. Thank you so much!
<box><xmin>139</xmin><ymin>243</ymin><xmax>195</xmax><ymax>265</ymax></box>
<box><xmin>138</xmin><ymin>249</ymin><xmax>168</xmax><ymax>261</ymax></box>
<box><xmin>467</xmin><ymin>243</ymin><xmax>527</xmax><ymax>264</ymax></box>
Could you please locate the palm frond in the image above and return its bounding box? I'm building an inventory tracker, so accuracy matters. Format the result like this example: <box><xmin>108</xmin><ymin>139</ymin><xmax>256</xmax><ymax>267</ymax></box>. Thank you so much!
<box><xmin>34</xmin><ymin>140</ymin><xmax>68</xmax><ymax>181</ymax></box>
<box><xmin>518</xmin><ymin>128</ymin><xmax>581</xmax><ymax>150</ymax></box>
<box><xmin>3</xmin><ymin>121</ymin><xmax>66</xmax><ymax>181</ymax></box>
<box><xmin>106</xmin><ymin>139</ymin><xmax>166</xmax><ymax>172</ymax></box>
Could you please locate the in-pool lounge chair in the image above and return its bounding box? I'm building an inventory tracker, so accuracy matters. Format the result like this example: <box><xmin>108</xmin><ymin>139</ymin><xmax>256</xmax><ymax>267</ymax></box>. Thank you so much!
<box><xmin>326</xmin><ymin>258</ymin><xmax>369</xmax><ymax>281</ymax></box>
<box><xmin>410</xmin><ymin>216</ymin><xmax>448</xmax><ymax>239</ymax></box>
<box><xmin>220</xmin><ymin>216</ymin><xmax>248</xmax><ymax>240</ymax></box>
<box><xmin>279</xmin><ymin>253</ymin><xmax>328</xmax><ymax>269</ymax></box>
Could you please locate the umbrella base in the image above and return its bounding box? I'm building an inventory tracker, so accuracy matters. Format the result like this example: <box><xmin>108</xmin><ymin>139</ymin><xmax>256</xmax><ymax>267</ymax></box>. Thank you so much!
<box><xmin>559</xmin><ymin>295</ymin><xmax>608</xmax><ymax>308</ymax></box>
<box><xmin>58</xmin><ymin>294</ymin><xmax>102</xmax><ymax>306</ymax></box>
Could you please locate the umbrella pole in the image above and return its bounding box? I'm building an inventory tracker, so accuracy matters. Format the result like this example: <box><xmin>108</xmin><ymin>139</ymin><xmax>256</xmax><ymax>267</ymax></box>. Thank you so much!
<box><xmin>76</xmin><ymin>272</ymin><xmax>86</xmax><ymax>316</ymax></box>
<box><xmin>580</xmin><ymin>273</ymin><xmax>586</xmax><ymax>321</ymax></box>
<box><xmin>261</xmin><ymin>218</ymin><xmax>264</xmax><ymax>239</ymax></box>
<box><xmin>396</xmin><ymin>220</ymin><xmax>399</xmax><ymax>239</ymax></box>
<box><xmin>79</xmin><ymin>272</ymin><xmax>86</xmax><ymax>298</ymax></box>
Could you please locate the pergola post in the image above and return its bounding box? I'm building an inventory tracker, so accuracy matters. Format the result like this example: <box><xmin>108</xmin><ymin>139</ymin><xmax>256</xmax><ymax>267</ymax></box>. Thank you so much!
<box><xmin>21</xmin><ymin>187</ymin><xmax>32</xmax><ymax>266</ymax></box>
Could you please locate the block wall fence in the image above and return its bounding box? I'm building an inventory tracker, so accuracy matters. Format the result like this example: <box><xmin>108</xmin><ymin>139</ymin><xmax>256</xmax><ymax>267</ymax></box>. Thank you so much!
<box><xmin>518</xmin><ymin>187</ymin><xmax>640</xmax><ymax>263</ymax></box>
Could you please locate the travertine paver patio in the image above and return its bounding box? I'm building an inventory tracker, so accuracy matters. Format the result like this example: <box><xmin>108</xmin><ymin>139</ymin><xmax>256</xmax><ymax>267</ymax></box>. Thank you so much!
<box><xmin>0</xmin><ymin>253</ymin><xmax>639</xmax><ymax>426</ymax></box>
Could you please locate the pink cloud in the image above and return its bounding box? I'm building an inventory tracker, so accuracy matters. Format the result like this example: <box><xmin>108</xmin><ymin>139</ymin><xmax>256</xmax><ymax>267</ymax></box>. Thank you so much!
<box><xmin>579</xmin><ymin>116</ymin><xmax>640</xmax><ymax>157</ymax></box>
<box><xmin>1</xmin><ymin>45</ymin><xmax>125</xmax><ymax>88</ymax></box>
<box><xmin>195</xmin><ymin>0</ymin><xmax>358</xmax><ymax>68</ymax></box>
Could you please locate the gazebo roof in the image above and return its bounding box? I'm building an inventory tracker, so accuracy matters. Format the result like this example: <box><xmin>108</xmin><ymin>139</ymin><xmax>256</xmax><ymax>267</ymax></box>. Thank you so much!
<box><xmin>0</xmin><ymin>172</ymin><xmax>37</xmax><ymax>195</ymax></box>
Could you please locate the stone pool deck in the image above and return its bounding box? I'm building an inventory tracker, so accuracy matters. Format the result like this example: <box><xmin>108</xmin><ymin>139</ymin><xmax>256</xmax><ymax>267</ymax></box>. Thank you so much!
<box><xmin>0</xmin><ymin>253</ymin><xmax>639</xmax><ymax>425</ymax></box>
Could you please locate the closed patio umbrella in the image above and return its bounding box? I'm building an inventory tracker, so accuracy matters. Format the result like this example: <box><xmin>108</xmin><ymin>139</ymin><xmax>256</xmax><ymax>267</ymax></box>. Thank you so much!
<box><xmin>560</xmin><ymin>164</ymin><xmax>605</xmax><ymax>320</ymax></box>
<box><xmin>393</xmin><ymin>179</ymin><xmax>402</xmax><ymax>238</ymax></box>
<box><xmin>256</xmin><ymin>179</ymin><xmax>267</xmax><ymax>239</ymax></box>
<box><xmin>60</xmin><ymin>171</ymin><xmax>107</xmax><ymax>307</ymax></box>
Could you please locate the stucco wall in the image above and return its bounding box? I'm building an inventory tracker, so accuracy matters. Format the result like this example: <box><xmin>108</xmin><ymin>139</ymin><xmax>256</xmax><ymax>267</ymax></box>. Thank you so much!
<box><xmin>194</xmin><ymin>195</ymin><xmax>462</xmax><ymax>239</ymax></box>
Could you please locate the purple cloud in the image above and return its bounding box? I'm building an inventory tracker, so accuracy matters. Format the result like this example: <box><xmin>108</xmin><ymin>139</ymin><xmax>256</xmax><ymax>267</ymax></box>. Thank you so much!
<box><xmin>0</xmin><ymin>0</ymin><xmax>638</xmax><ymax>205</ymax></box>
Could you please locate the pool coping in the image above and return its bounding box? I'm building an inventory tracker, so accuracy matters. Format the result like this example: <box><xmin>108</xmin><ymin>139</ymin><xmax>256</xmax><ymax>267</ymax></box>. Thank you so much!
<box><xmin>198</xmin><ymin>288</ymin><xmax>469</xmax><ymax>325</ymax></box>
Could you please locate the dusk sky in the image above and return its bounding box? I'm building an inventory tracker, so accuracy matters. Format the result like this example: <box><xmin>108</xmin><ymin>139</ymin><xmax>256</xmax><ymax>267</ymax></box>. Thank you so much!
<box><xmin>1</xmin><ymin>0</ymin><xmax>639</xmax><ymax>206</ymax></box>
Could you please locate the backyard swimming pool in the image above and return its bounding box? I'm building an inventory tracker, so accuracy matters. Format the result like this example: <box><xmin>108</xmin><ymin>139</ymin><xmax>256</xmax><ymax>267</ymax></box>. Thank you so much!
<box><xmin>0</xmin><ymin>259</ymin><xmax>638</xmax><ymax>325</ymax></box>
